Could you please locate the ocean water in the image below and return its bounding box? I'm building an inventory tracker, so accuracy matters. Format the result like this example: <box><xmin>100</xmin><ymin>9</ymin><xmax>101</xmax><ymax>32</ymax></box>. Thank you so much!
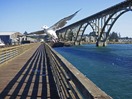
<box><xmin>54</xmin><ymin>44</ymin><xmax>132</xmax><ymax>99</ymax></box>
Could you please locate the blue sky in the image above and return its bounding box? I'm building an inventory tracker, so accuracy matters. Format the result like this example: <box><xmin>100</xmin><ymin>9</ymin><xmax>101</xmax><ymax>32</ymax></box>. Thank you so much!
<box><xmin>0</xmin><ymin>0</ymin><xmax>132</xmax><ymax>37</ymax></box>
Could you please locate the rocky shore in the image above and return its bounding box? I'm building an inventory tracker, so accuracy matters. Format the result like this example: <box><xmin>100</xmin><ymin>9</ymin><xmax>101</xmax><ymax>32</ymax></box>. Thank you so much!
<box><xmin>49</xmin><ymin>41</ymin><xmax>74</xmax><ymax>48</ymax></box>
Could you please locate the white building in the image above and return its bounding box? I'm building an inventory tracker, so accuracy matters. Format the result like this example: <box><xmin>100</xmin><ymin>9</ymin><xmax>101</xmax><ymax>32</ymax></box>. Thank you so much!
<box><xmin>118</xmin><ymin>38</ymin><xmax>132</xmax><ymax>43</ymax></box>
<box><xmin>0</xmin><ymin>32</ymin><xmax>22</xmax><ymax>45</ymax></box>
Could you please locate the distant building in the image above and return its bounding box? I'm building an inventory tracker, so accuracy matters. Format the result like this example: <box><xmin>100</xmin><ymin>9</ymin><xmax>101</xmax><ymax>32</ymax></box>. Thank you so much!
<box><xmin>83</xmin><ymin>32</ymin><xmax>97</xmax><ymax>43</ymax></box>
<box><xmin>118</xmin><ymin>37</ymin><xmax>132</xmax><ymax>43</ymax></box>
<box><xmin>0</xmin><ymin>38</ymin><xmax>6</xmax><ymax>46</ymax></box>
<box><xmin>0</xmin><ymin>32</ymin><xmax>22</xmax><ymax>45</ymax></box>
<box><xmin>0</xmin><ymin>35</ymin><xmax>11</xmax><ymax>45</ymax></box>
<box><xmin>85</xmin><ymin>35</ymin><xmax>96</xmax><ymax>43</ymax></box>
<box><xmin>10</xmin><ymin>32</ymin><xmax>22</xmax><ymax>41</ymax></box>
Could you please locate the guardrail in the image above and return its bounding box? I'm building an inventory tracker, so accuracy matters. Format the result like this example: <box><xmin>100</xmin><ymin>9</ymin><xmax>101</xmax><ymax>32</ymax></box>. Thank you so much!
<box><xmin>45</xmin><ymin>43</ymin><xmax>112</xmax><ymax>99</ymax></box>
<box><xmin>0</xmin><ymin>43</ymin><xmax>38</xmax><ymax>64</ymax></box>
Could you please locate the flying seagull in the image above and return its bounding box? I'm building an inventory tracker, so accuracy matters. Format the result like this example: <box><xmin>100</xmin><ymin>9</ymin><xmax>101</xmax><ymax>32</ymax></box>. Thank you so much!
<box><xmin>28</xmin><ymin>9</ymin><xmax>80</xmax><ymax>42</ymax></box>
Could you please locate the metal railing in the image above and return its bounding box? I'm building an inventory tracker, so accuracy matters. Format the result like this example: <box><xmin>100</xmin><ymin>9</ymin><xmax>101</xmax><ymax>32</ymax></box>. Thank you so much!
<box><xmin>45</xmin><ymin>43</ymin><xmax>112</xmax><ymax>99</ymax></box>
<box><xmin>0</xmin><ymin>43</ymin><xmax>38</xmax><ymax>64</ymax></box>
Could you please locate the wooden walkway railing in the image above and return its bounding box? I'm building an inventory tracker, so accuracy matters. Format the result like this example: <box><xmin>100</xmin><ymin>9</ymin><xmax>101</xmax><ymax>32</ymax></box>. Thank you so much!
<box><xmin>0</xmin><ymin>43</ymin><xmax>112</xmax><ymax>99</ymax></box>
<box><xmin>0</xmin><ymin>43</ymin><xmax>38</xmax><ymax>64</ymax></box>
<box><xmin>0</xmin><ymin>44</ymin><xmax>59</xmax><ymax>99</ymax></box>
<box><xmin>45</xmin><ymin>43</ymin><xmax>112</xmax><ymax>99</ymax></box>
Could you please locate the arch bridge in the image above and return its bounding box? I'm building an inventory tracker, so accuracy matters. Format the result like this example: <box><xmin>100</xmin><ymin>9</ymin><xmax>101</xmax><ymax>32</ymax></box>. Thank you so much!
<box><xmin>56</xmin><ymin>0</ymin><xmax>132</xmax><ymax>46</ymax></box>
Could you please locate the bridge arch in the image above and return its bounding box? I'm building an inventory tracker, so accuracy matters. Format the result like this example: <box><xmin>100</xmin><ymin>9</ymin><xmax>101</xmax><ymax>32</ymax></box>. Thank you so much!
<box><xmin>98</xmin><ymin>8</ymin><xmax>132</xmax><ymax>42</ymax></box>
<box><xmin>78</xmin><ymin>22</ymin><xmax>95</xmax><ymax>44</ymax></box>
<box><xmin>56</xmin><ymin>0</ymin><xmax>132</xmax><ymax>46</ymax></box>
<box><xmin>73</xmin><ymin>23</ymin><xmax>88</xmax><ymax>45</ymax></box>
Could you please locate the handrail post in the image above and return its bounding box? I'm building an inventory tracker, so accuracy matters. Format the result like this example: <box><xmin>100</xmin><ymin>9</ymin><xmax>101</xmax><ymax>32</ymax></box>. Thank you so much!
<box><xmin>44</xmin><ymin>43</ymin><xmax>112</xmax><ymax>99</ymax></box>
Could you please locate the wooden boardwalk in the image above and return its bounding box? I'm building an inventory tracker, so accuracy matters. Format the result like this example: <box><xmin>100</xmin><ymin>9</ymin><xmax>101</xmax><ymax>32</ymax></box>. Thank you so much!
<box><xmin>0</xmin><ymin>44</ymin><xmax>59</xmax><ymax>99</ymax></box>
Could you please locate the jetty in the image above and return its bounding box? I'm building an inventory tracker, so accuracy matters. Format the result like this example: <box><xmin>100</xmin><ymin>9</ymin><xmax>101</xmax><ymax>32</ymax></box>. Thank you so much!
<box><xmin>0</xmin><ymin>43</ymin><xmax>112</xmax><ymax>99</ymax></box>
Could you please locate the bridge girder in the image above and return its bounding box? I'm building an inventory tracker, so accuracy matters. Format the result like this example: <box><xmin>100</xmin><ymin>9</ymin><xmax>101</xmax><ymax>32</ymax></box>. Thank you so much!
<box><xmin>56</xmin><ymin>0</ymin><xmax>132</xmax><ymax>46</ymax></box>
<box><xmin>97</xmin><ymin>4</ymin><xmax>132</xmax><ymax>46</ymax></box>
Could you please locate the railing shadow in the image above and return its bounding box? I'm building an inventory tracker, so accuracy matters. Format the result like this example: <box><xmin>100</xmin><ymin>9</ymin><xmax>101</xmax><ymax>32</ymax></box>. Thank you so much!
<box><xmin>0</xmin><ymin>44</ymin><xmax>59</xmax><ymax>99</ymax></box>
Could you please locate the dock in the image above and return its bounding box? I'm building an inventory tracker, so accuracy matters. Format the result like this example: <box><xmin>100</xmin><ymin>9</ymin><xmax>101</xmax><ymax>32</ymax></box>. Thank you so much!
<box><xmin>0</xmin><ymin>43</ymin><xmax>59</xmax><ymax>99</ymax></box>
<box><xmin>0</xmin><ymin>43</ymin><xmax>112</xmax><ymax>99</ymax></box>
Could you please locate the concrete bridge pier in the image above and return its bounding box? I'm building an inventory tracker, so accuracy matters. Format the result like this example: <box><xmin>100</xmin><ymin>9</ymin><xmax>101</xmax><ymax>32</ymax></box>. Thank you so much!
<box><xmin>96</xmin><ymin>41</ymin><xmax>107</xmax><ymax>47</ymax></box>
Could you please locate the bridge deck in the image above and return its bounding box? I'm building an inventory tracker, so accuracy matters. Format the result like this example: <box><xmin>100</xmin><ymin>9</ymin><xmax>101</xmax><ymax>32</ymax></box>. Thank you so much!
<box><xmin>0</xmin><ymin>44</ymin><xmax>59</xmax><ymax>99</ymax></box>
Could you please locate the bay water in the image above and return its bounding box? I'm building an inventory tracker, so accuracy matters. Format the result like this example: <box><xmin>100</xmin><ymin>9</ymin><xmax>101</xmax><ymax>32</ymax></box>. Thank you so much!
<box><xmin>54</xmin><ymin>44</ymin><xmax>132</xmax><ymax>99</ymax></box>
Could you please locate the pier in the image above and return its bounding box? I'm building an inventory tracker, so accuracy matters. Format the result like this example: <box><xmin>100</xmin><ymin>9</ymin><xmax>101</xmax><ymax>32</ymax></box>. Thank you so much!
<box><xmin>0</xmin><ymin>43</ymin><xmax>112</xmax><ymax>99</ymax></box>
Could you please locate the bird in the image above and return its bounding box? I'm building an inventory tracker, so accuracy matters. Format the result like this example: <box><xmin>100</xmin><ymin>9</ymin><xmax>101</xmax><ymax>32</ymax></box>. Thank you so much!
<box><xmin>28</xmin><ymin>9</ymin><xmax>81</xmax><ymax>42</ymax></box>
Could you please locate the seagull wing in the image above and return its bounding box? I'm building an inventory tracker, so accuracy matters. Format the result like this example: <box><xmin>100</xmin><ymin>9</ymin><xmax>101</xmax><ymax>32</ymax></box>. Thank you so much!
<box><xmin>49</xmin><ymin>9</ymin><xmax>80</xmax><ymax>31</ymax></box>
<box><xmin>19</xmin><ymin>30</ymin><xmax>46</xmax><ymax>38</ymax></box>
<box><xmin>28</xmin><ymin>30</ymin><xmax>45</xmax><ymax>35</ymax></box>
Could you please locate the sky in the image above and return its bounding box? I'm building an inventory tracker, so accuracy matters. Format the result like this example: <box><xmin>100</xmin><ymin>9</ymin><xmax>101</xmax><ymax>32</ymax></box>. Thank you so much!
<box><xmin>0</xmin><ymin>0</ymin><xmax>132</xmax><ymax>37</ymax></box>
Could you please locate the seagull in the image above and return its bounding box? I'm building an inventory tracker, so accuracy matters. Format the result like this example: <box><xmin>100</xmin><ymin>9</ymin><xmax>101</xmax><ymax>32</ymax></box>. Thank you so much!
<box><xmin>28</xmin><ymin>9</ymin><xmax>80</xmax><ymax>42</ymax></box>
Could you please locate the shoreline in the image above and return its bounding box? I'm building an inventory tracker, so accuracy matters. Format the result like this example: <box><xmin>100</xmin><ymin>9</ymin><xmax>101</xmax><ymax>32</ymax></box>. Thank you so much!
<box><xmin>48</xmin><ymin>41</ymin><xmax>132</xmax><ymax>48</ymax></box>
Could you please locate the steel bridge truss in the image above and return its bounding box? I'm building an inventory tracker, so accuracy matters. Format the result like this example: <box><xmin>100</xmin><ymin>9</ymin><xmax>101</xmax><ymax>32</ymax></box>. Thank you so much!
<box><xmin>57</xmin><ymin>0</ymin><xmax>132</xmax><ymax>46</ymax></box>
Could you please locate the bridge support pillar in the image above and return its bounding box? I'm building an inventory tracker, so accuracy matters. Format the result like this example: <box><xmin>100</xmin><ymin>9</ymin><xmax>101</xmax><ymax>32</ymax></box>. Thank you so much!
<box><xmin>74</xmin><ymin>41</ymin><xmax>80</xmax><ymax>45</ymax></box>
<box><xmin>96</xmin><ymin>41</ymin><xmax>107</xmax><ymax>47</ymax></box>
